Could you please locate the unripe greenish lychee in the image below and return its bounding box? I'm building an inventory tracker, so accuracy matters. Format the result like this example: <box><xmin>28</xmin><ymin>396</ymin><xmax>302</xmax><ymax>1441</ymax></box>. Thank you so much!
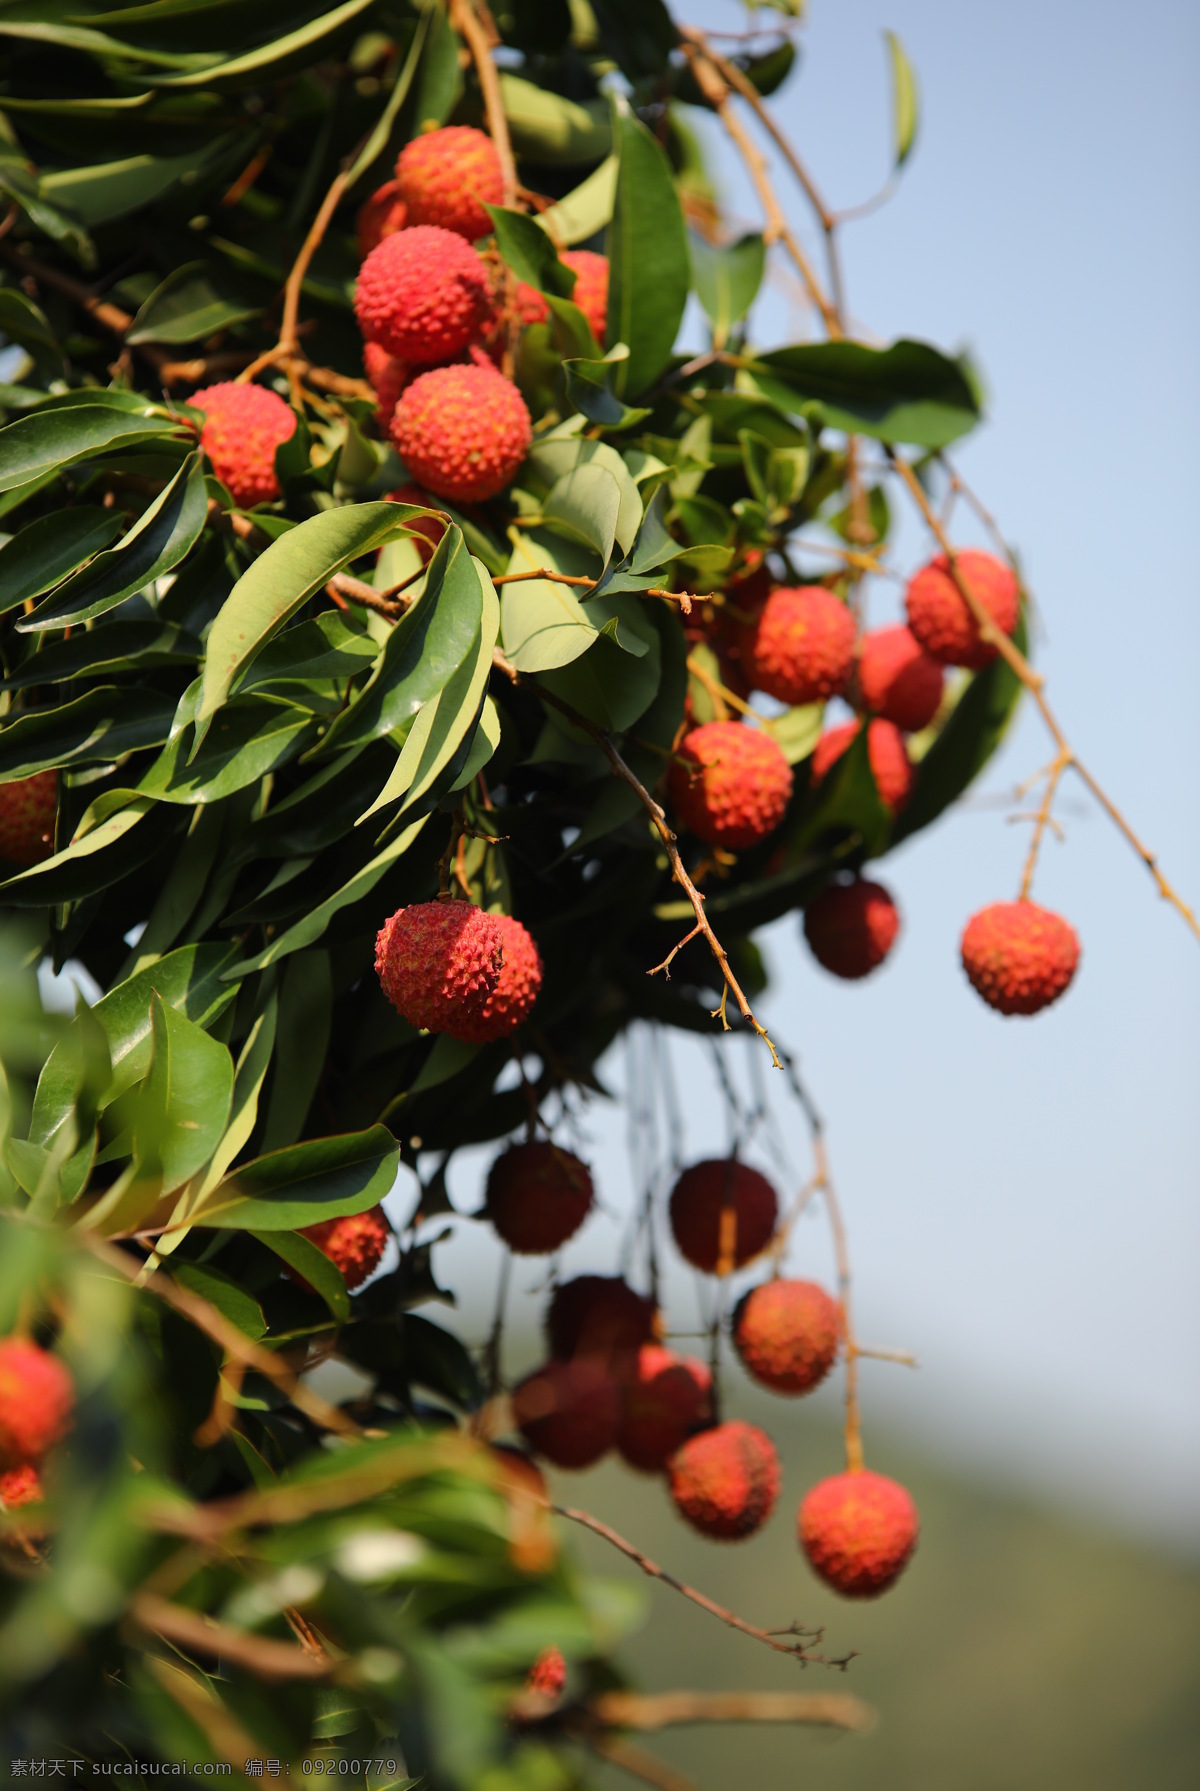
<box><xmin>811</xmin><ymin>717</ymin><xmax>913</xmax><ymax>812</ymax></box>
<box><xmin>391</xmin><ymin>362</ymin><xmax>531</xmax><ymax>504</ymax></box>
<box><xmin>905</xmin><ymin>549</ymin><xmax>1020</xmax><ymax>668</ymax></box>
<box><xmin>355</xmin><ymin>225</ymin><xmax>492</xmax><ymax>364</ymax></box>
<box><xmin>485</xmin><ymin>1141</ymin><xmax>594</xmax><ymax>1256</ymax></box>
<box><xmin>0</xmin><ymin>771</ymin><xmax>57</xmax><ymax>866</ymax></box>
<box><xmin>375</xmin><ymin>900</ymin><xmax>504</xmax><ymax>1038</ymax></box>
<box><xmin>668</xmin><ymin>1159</ymin><xmax>778</xmax><ymax>1275</ymax></box>
<box><xmin>855</xmin><ymin>624</ymin><xmax>944</xmax><ymax>730</ymax></box>
<box><xmin>668</xmin><ymin>722</ymin><xmax>793</xmax><ymax>851</ymax></box>
<box><xmin>189</xmin><ymin>381</ymin><xmax>296</xmax><ymax>508</ymax></box>
<box><xmin>395</xmin><ymin>125</ymin><xmax>504</xmax><ymax>242</ymax></box>
<box><xmin>798</xmin><ymin>1468</ymin><xmax>918</xmax><ymax>1597</ymax></box>
<box><xmin>617</xmin><ymin>1345</ymin><xmax>713</xmax><ymax>1473</ymax></box>
<box><xmin>667</xmin><ymin>1420</ymin><xmax>781</xmax><ymax>1541</ymax></box>
<box><xmin>512</xmin><ymin>1357</ymin><xmax>620</xmax><ymax>1469</ymax></box>
<box><xmin>744</xmin><ymin>585</ymin><xmax>856</xmax><ymax>706</ymax></box>
<box><xmin>960</xmin><ymin>900</ymin><xmax>1080</xmax><ymax>1016</ymax></box>
<box><xmin>454</xmin><ymin>914</ymin><xmax>543</xmax><ymax>1043</ymax></box>
<box><xmin>546</xmin><ymin>1276</ymin><xmax>659</xmax><ymax>1361</ymax></box>
<box><xmin>803</xmin><ymin>878</ymin><xmax>900</xmax><ymax>980</ymax></box>
<box><xmin>732</xmin><ymin>1279</ymin><xmax>841</xmax><ymax>1394</ymax></box>
<box><xmin>299</xmin><ymin>1206</ymin><xmax>389</xmax><ymax>1291</ymax></box>
<box><xmin>0</xmin><ymin>1338</ymin><xmax>74</xmax><ymax>1467</ymax></box>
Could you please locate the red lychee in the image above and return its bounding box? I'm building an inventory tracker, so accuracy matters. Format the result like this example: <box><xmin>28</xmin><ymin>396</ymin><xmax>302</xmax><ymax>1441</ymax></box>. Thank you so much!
<box><xmin>798</xmin><ymin>1468</ymin><xmax>918</xmax><ymax>1597</ymax></box>
<box><xmin>811</xmin><ymin>718</ymin><xmax>912</xmax><ymax>812</ymax></box>
<box><xmin>668</xmin><ymin>722</ymin><xmax>793</xmax><ymax>851</ymax></box>
<box><xmin>668</xmin><ymin>1159</ymin><xmax>779</xmax><ymax>1275</ymax></box>
<box><xmin>512</xmin><ymin>1356</ymin><xmax>620</xmax><ymax>1469</ymax></box>
<box><xmin>803</xmin><ymin>878</ymin><xmax>900</xmax><ymax>980</ymax></box>
<box><xmin>375</xmin><ymin>900</ymin><xmax>504</xmax><ymax>1038</ymax></box>
<box><xmin>355</xmin><ymin>225</ymin><xmax>492</xmax><ymax>365</ymax></box>
<box><xmin>512</xmin><ymin>250</ymin><xmax>609</xmax><ymax>343</ymax></box>
<box><xmin>299</xmin><ymin>1205</ymin><xmax>389</xmax><ymax>1291</ymax></box>
<box><xmin>667</xmin><ymin>1420</ymin><xmax>781</xmax><ymax>1541</ymax></box>
<box><xmin>732</xmin><ymin>1279</ymin><xmax>841</xmax><ymax>1395</ymax></box>
<box><xmin>0</xmin><ymin>1339</ymin><xmax>74</xmax><ymax>1467</ymax></box>
<box><xmin>454</xmin><ymin>915</ymin><xmax>543</xmax><ymax>1043</ymax></box>
<box><xmin>744</xmin><ymin>585</ymin><xmax>856</xmax><ymax>707</ymax></box>
<box><xmin>905</xmin><ymin>549</ymin><xmax>1020</xmax><ymax>669</ymax></box>
<box><xmin>0</xmin><ymin>1462</ymin><xmax>42</xmax><ymax>1510</ymax></box>
<box><xmin>0</xmin><ymin>771</ymin><xmax>58</xmax><ymax>866</ymax></box>
<box><xmin>391</xmin><ymin>362</ymin><xmax>532</xmax><ymax>504</ymax></box>
<box><xmin>546</xmin><ymin>1276</ymin><xmax>659</xmax><ymax>1361</ymax></box>
<box><xmin>960</xmin><ymin>899</ymin><xmax>1081</xmax><ymax>1016</ymax></box>
<box><xmin>525</xmin><ymin>1645</ymin><xmax>566</xmax><ymax>1698</ymax></box>
<box><xmin>363</xmin><ymin>339</ymin><xmax>411</xmax><ymax>428</ymax></box>
<box><xmin>617</xmin><ymin>1345</ymin><xmax>713</xmax><ymax>1473</ymax></box>
<box><xmin>485</xmin><ymin>1141</ymin><xmax>594</xmax><ymax>1256</ymax></box>
<box><xmin>189</xmin><ymin>381</ymin><xmax>295</xmax><ymax>509</ymax></box>
<box><xmin>855</xmin><ymin>625</ymin><xmax>944</xmax><ymax>731</ymax></box>
<box><xmin>356</xmin><ymin>177</ymin><xmax>407</xmax><ymax>260</ymax></box>
<box><xmin>395</xmin><ymin>125</ymin><xmax>504</xmax><ymax>243</ymax></box>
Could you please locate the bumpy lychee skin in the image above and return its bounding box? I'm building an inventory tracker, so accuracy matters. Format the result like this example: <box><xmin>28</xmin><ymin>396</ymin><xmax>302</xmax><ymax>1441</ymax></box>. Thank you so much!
<box><xmin>0</xmin><ymin>1339</ymin><xmax>74</xmax><ymax>1467</ymax></box>
<box><xmin>525</xmin><ymin>1645</ymin><xmax>567</xmax><ymax>1698</ymax></box>
<box><xmin>668</xmin><ymin>722</ymin><xmax>793</xmax><ymax>851</ymax></box>
<box><xmin>617</xmin><ymin>1346</ymin><xmax>713</xmax><ymax>1473</ymax></box>
<box><xmin>546</xmin><ymin>1276</ymin><xmax>659</xmax><ymax>1361</ymax></box>
<box><xmin>512</xmin><ymin>1357</ymin><xmax>620</xmax><ymax>1469</ymax></box>
<box><xmin>905</xmin><ymin>549</ymin><xmax>1020</xmax><ymax>669</ymax></box>
<box><xmin>960</xmin><ymin>900</ymin><xmax>1081</xmax><ymax>1016</ymax></box>
<box><xmin>669</xmin><ymin>1159</ymin><xmax>779</xmax><ymax>1275</ymax></box>
<box><xmin>375</xmin><ymin>900</ymin><xmax>504</xmax><ymax>1038</ymax></box>
<box><xmin>799</xmin><ymin>1469</ymin><xmax>918</xmax><ymax>1598</ymax></box>
<box><xmin>455</xmin><ymin>915</ymin><xmax>543</xmax><ymax>1043</ymax></box>
<box><xmin>391</xmin><ymin>363</ymin><xmax>532</xmax><ymax>504</ymax></box>
<box><xmin>395</xmin><ymin>125</ymin><xmax>504</xmax><ymax>242</ymax></box>
<box><xmin>744</xmin><ymin>585</ymin><xmax>856</xmax><ymax>707</ymax></box>
<box><xmin>733</xmin><ymin>1279</ymin><xmax>841</xmax><ymax>1395</ymax></box>
<box><xmin>803</xmin><ymin>878</ymin><xmax>900</xmax><ymax>981</ymax></box>
<box><xmin>811</xmin><ymin>718</ymin><xmax>913</xmax><ymax>812</ymax></box>
<box><xmin>856</xmin><ymin>625</ymin><xmax>944</xmax><ymax>731</ymax></box>
<box><xmin>485</xmin><ymin>1141</ymin><xmax>594</xmax><ymax>1256</ymax></box>
<box><xmin>668</xmin><ymin>1420</ymin><xmax>781</xmax><ymax>1541</ymax></box>
<box><xmin>356</xmin><ymin>177</ymin><xmax>407</xmax><ymax>260</ymax></box>
<box><xmin>355</xmin><ymin>225</ymin><xmax>492</xmax><ymax>364</ymax></box>
<box><xmin>189</xmin><ymin>381</ymin><xmax>295</xmax><ymax>508</ymax></box>
<box><xmin>0</xmin><ymin>1462</ymin><xmax>42</xmax><ymax>1510</ymax></box>
<box><xmin>0</xmin><ymin>771</ymin><xmax>58</xmax><ymax>866</ymax></box>
<box><xmin>363</xmin><ymin>339</ymin><xmax>410</xmax><ymax>428</ymax></box>
<box><xmin>300</xmin><ymin>1206</ymin><xmax>389</xmax><ymax>1292</ymax></box>
<box><xmin>511</xmin><ymin>250</ymin><xmax>609</xmax><ymax>341</ymax></box>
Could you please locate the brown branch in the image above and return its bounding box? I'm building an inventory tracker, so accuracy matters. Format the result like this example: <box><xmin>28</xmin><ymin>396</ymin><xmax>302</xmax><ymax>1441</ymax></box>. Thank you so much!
<box><xmin>238</xmin><ymin>165</ymin><xmax>349</xmax><ymax>394</ymax></box>
<box><xmin>1018</xmin><ymin>748</ymin><xmax>1070</xmax><ymax>900</ymax></box>
<box><xmin>325</xmin><ymin>571</ymin><xmax>410</xmax><ymax>619</ymax></box>
<box><xmin>492</xmin><ymin>568</ymin><xmax>596</xmax><ymax>588</ymax></box>
<box><xmin>592</xmin><ymin>1689</ymin><xmax>873</xmax><ymax>1733</ymax></box>
<box><xmin>450</xmin><ymin>0</ymin><xmax>518</xmax><ymax>207</ymax></box>
<box><xmin>587</xmin><ymin>1737</ymin><xmax>697</xmax><ymax>1791</ymax></box>
<box><xmin>130</xmin><ymin>1594</ymin><xmax>335</xmax><ymax>1682</ymax></box>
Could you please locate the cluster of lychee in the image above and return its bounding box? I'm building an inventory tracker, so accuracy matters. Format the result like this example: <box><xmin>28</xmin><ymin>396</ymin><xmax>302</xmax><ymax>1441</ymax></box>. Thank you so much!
<box><xmin>674</xmin><ymin>551</ymin><xmax>1080</xmax><ymax>1015</ymax></box>
<box><xmin>0</xmin><ymin>1334</ymin><xmax>76</xmax><ymax>1535</ymax></box>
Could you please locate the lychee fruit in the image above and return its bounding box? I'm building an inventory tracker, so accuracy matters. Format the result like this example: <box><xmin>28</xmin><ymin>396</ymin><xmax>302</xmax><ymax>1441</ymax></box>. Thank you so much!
<box><xmin>0</xmin><ymin>771</ymin><xmax>58</xmax><ymax>866</ymax></box>
<box><xmin>525</xmin><ymin>1645</ymin><xmax>566</xmax><ymax>1698</ymax></box>
<box><xmin>355</xmin><ymin>225</ymin><xmax>492</xmax><ymax>365</ymax></box>
<box><xmin>960</xmin><ymin>900</ymin><xmax>1081</xmax><ymax>1016</ymax></box>
<box><xmin>0</xmin><ymin>1462</ymin><xmax>42</xmax><ymax>1510</ymax></box>
<box><xmin>386</xmin><ymin>482</ymin><xmax>447</xmax><ymax>563</ymax></box>
<box><xmin>798</xmin><ymin>1468</ymin><xmax>918</xmax><ymax>1597</ymax></box>
<box><xmin>356</xmin><ymin>177</ymin><xmax>407</xmax><ymax>260</ymax></box>
<box><xmin>391</xmin><ymin>362</ymin><xmax>532</xmax><ymax>504</ymax></box>
<box><xmin>617</xmin><ymin>1345</ymin><xmax>713</xmax><ymax>1473</ymax></box>
<box><xmin>363</xmin><ymin>339</ymin><xmax>410</xmax><ymax>428</ymax></box>
<box><xmin>546</xmin><ymin>1276</ymin><xmax>659</xmax><ymax>1361</ymax></box>
<box><xmin>668</xmin><ymin>1159</ymin><xmax>779</xmax><ymax>1275</ymax></box>
<box><xmin>454</xmin><ymin>914</ymin><xmax>543</xmax><ymax>1043</ymax></box>
<box><xmin>512</xmin><ymin>1356</ymin><xmax>620</xmax><ymax>1469</ymax></box>
<box><xmin>668</xmin><ymin>722</ymin><xmax>794</xmax><ymax>851</ymax></box>
<box><xmin>732</xmin><ymin>1279</ymin><xmax>841</xmax><ymax>1394</ymax></box>
<box><xmin>905</xmin><ymin>549</ymin><xmax>1020</xmax><ymax>669</ymax></box>
<box><xmin>803</xmin><ymin>878</ymin><xmax>900</xmax><ymax>980</ymax></box>
<box><xmin>855</xmin><ymin>625</ymin><xmax>944</xmax><ymax>731</ymax></box>
<box><xmin>189</xmin><ymin>381</ymin><xmax>296</xmax><ymax>509</ymax></box>
<box><xmin>512</xmin><ymin>249</ymin><xmax>609</xmax><ymax>344</ymax></box>
<box><xmin>485</xmin><ymin>1141</ymin><xmax>594</xmax><ymax>1256</ymax></box>
<box><xmin>0</xmin><ymin>1338</ymin><xmax>74</xmax><ymax>1467</ymax></box>
<box><xmin>395</xmin><ymin>125</ymin><xmax>504</xmax><ymax>243</ymax></box>
<box><xmin>811</xmin><ymin>717</ymin><xmax>912</xmax><ymax>812</ymax></box>
<box><xmin>299</xmin><ymin>1205</ymin><xmax>389</xmax><ymax>1291</ymax></box>
<box><xmin>375</xmin><ymin>900</ymin><xmax>504</xmax><ymax>1038</ymax></box>
<box><xmin>667</xmin><ymin>1420</ymin><xmax>781</xmax><ymax>1540</ymax></box>
<box><xmin>744</xmin><ymin>585</ymin><xmax>857</xmax><ymax>707</ymax></box>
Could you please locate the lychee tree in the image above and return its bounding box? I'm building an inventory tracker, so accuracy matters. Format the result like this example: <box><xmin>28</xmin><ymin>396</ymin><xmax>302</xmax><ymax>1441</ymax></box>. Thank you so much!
<box><xmin>0</xmin><ymin>2</ymin><xmax>1195</xmax><ymax>1785</ymax></box>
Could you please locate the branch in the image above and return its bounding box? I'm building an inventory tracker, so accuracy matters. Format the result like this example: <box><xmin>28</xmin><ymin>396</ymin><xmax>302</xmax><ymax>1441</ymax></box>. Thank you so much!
<box><xmin>129</xmin><ymin>1594</ymin><xmax>335</xmax><ymax>1682</ymax></box>
<box><xmin>586</xmin><ymin>1737</ymin><xmax>697</xmax><ymax>1791</ymax></box>
<box><xmin>592</xmin><ymin>1689</ymin><xmax>873</xmax><ymax>1733</ymax></box>
<box><xmin>449</xmin><ymin>0</ymin><xmax>518</xmax><ymax>207</ymax></box>
<box><xmin>238</xmin><ymin>164</ymin><xmax>350</xmax><ymax>394</ymax></box>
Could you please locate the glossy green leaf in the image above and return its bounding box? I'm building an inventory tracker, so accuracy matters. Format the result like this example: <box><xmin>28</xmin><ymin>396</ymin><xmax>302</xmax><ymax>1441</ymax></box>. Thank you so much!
<box><xmin>0</xmin><ymin>791</ymin><xmax>170</xmax><ymax>906</ymax></box>
<box><xmin>885</xmin><ymin>30</ymin><xmax>920</xmax><ymax>169</ymax></box>
<box><xmin>0</xmin><ymin>507</ymin><xmax>124</xmax><ymax>616</ymax></box>
<box><xmin>499</xmin><ymin>74</ymin><xmax>609</xmax><ymax>164</ymax></box>
<box><xmin>0</xmin><ymin>686</ymin><xmax>175</xmax><ymax>780</ymax></box>
<box><xmin>254</xmin><ymin>1227</ymin><xmax>349</xmax><ymax>1323</ymax></box>
<box><xmin>194</xmin><ymin>1125</ymin><xmax>400</xmax><ymax>1230</ymax></box>
<box><xmin>542</xmin><ymin>462</ymin><xmax>622</xmax><ymax>565</ymax></box>
<box><xmin>139</xmin><ymin>699</ymin><xmax>319</xmax><ymax>805</ymax></box>
<box><xmin>749</xmin><ymin>339</ymin><xmax>982</xmax><ymax>448</ymax></box>
<box><xmin>41</xmin><ymin>143</ymin><xmax>234</xmax><ymax>226</ymax></box>
<box><xmin>536</xmin><ymin>154</ymin><xmax>618</xmax><ymax>246</ymax></box>
<box><xmin>130</xmin><ymin>995</ymin><xmax>234</xmax><ymax>1197</ymax></box>
<box><xmin>689</xmin><ymin>231</ymin><xmax>766</xmax><ymax>348</ymax></box>
<box><xmin>170</xmin><ymin>1262</ymin><xmax>265</xmax><ymax>1339</ymax></box>
<box><xmin>125</xmin><ymin>263</ymin><xmax>261</xmax><ymax>345</ymax></box>
<box><xmin>0</xmin><ymin>404</ymin><xmax>188</xmax><ymax>494</ymax></box>
<box><xmin>0</xmin><ymin>288</ymin><xmax>59</xmax><ymax>362</ymax></box>
<box><xmin>608</xmin><ymin>99</ymin><xmax>690</xmax><ymax>394</ymax></box>
<box><xmin>4</xmin><ymin>619</ymin><xmax>202</xmax><ymax>689</ymax></box>
<box><xmin>149</xmin><ymin>0</ymin><xmax>376</xmax><ymax>87</ymax></box>
<box><xmin>261</xmin><ymin>951</ymin><xmax>332</xmax><ymax>1151</ymax></box>
<box><xmin>411</xmin><ymin>0</ymin><xmax>462</xmax><ymax>130</ymax></box>
<box><xmin>562</xmin><ymin>350</ymin><xmax>651</xmax><ymax>431</ymax></box>
<box><xmin>486</xmin><ymin>205</ymin><xmax>576</xmax><ymax>298</ymax></box>
<box><xmin>538</xmin><ymin>594</ymin><xmax>661</xmax><ymax>732</ymax></box>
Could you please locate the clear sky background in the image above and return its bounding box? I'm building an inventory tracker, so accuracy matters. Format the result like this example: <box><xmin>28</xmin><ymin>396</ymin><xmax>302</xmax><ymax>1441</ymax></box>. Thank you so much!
<box><xmin>429</xmin><ymin>0</ymin><xmax>1200</xmax><ymax>1553</ymax></box>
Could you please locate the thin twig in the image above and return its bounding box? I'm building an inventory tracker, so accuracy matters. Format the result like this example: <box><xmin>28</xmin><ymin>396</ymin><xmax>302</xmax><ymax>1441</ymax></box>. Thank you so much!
<box><xmin>1018</xmin><ymin>749</ymin><xmax>1070</xmax><ymax>900</ymax></box>
<box><xmin>129</xmin><ymin>1595</ymin><xmax>336</xmax><ymax>1682</ymax></box>
<box><xmin>238</xmin><ymin>165</ymin><xmax>350</xmax><ymax>391</ymax></box>
<box><xmin>449</xmin><ymin>0</ymin><xmax>517</xmax><ymax>207</ymax></box>
<box><xmin>586</xmin><ymin>1736</ymin><xmax>697</xmax><ymax>1791</ymax></box>
<box><xmin>592</xmin><ymin>1689</ymin><xmax>873</xmax><ymax>1733</ymax></box>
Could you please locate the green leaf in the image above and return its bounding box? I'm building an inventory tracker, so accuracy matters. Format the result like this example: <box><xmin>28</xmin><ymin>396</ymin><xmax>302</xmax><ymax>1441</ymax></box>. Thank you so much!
<box><xmin>139</xmin><ymin>700</ymin><xmax>319</xmax><ymax>805</ymax></box>
<box><xmin>563</xmin><ymin>350</ymin><xmax>651</xmax><ymax>431</ymax></box>
<box><xmin>41</xmin><ymin>142</ymin><xmax>236</xmax><ymax>227</ymax></box>
<box><xmin>4</xmin><ymin>619</ymin><xmax>202</xmax><ymax>689</ymax></box>
<box><xmin>0</xmin><ymin>791</ymin><xmax>170</xmax><ymax>906</ymax></box>
<box><xmin>0</xmin><ymin>508</ymin><xmax>124</xmax><ymax>617</ymax></box>
<box><xmin>538</xmin><ymin>594</ymin><xmax>661</xmax><ymax>732</ymax></box>
<box><xmin>403</xmin><ymin>1313</ymin><xmax>483</xmax><ymax>1411</ymax></box>
<box><xmin>748</xmin><ymin>339</ymin><xmax>982</xmax><ymax>448</ymax></box>
<box><xmin>608</xmin><ymin>99</ymin><xmax>689</xmax><ymax>395</ymax></box>
<box><xmin>254</xmin><ymin>1228</ymin><xmax>349</xmax><ymax>1323</ymax></box>
<box><xmin>148</xmin><ymin>0</ymin><xmax>377</xmax><ymax>88</ymax></box>
<box><xmin>193</xmin><ymin>1125</ymin><xmax>400</xmax><ymax>1231</ymax></box>
<box><xmin>171</xmin><ymin>1263</ymin><xmax>265</xmax><ymax>1340</ymax></box>
<box><xmin>689</xmin><ymin>231</ymin><xmax>766</xmax><ymax>349</ymax></box>
<box><xmin>0</xmin><ymin>686</ymin><xmax>175</xmax><ymax>780</ymax></box>
<box><xmin>125</xmin><ymin>263</ymin><xmax>261</xmax><ymax>346</ymax></box>
<box><xmin>486</xmin><ymin>206</ymin><xmax>576</xmax><ymax>298</ymax></box>
<box><xmin>542</xmin><ymin>462</ymin><xmax>622</xmax><ymax>565</ymax></box>
<box><xmin>499</xmin><ymin>74</ymin><xmax>610</xmax><ymax>164</ymax></box>
<box><xmin>412</xmin><ymin>0</ymin><xmax>463</xmax><ymax>130</ymax></box>
<box><xmin>0</xmin><ymin>404</ymin><xmax>187</xmax><ymax>494</ymax></box>
<box><xmin>196</xmin><ymin>501</ymin><xmax>419</xmax><ymax>733</ymax></box>
<box><xmin>885</xmin><ymin>30</ymin><xmax>920</xmax><ymax>169</ymax></box>
<box><xmin>130</xmin><ymin>995</ymin><xmax>234</xmax><ymax>1197</ymax></box>
<box><xmin>0</xmin><ymin>288</ymin><xmax>59</xmax><ymax>363</ymax></box>
<box><xmin>536</xmin><ymin>154</ymin><xmax>618</xmax><ymax>246</ymax></box>
<box><xmin>765</xmin><ymin>702</ymin><xmax>824</xmax><ymax>765</ymax></box>
<box><xmin>345</xmin><ymin>7</ymin><xmax>431</xmax><ymax>188</ymax></box>
<box><xmin>260</xmin><ymin>951</ymin><xmax>332</xmax><ymax>1151</ymax></box>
